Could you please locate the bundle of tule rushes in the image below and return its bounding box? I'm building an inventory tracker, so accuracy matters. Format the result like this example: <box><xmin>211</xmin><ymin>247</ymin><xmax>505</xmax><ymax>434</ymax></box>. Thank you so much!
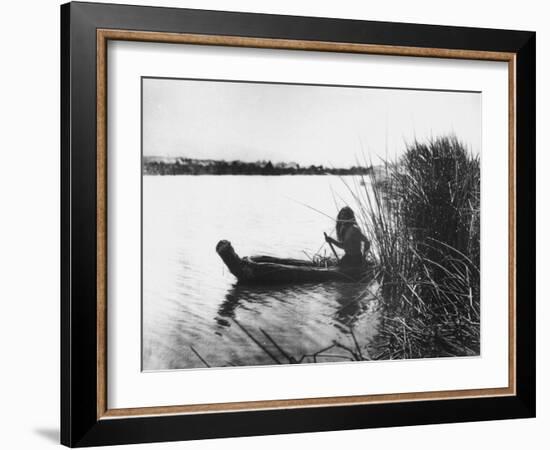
<box><xmin>348</xmin><ymin>135</ymin><xmax>480</xmax><ymax>359</ymax></box>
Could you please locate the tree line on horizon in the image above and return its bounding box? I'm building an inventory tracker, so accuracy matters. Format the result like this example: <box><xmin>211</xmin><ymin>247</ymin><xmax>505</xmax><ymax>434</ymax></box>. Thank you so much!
<box><xmin>143</xmin><ymin>157</ymin><xmax>374</xmax><ymax>176</ymax></box>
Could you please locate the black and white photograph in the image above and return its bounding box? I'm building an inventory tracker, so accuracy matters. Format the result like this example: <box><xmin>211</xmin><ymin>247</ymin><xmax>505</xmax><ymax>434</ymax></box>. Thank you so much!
<box><xmin>141</xmin><ymin>77</ymin><xmax>481</xmax><ymax>371</ymax></box>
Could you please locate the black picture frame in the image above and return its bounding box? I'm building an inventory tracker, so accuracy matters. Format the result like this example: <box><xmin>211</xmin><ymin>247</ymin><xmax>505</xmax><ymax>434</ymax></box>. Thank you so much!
<box><xmin>61</xmin><ymin>1</ymin><xmax>535</xmax><ymax>447</ymax></box>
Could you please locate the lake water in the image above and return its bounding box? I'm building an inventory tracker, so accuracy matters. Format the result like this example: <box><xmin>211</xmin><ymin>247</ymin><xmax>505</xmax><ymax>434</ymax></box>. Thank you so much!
<box><xmin>142</xmin><ymin>175</ymin><xmax>380</xmax><ymax>370</ymax></box>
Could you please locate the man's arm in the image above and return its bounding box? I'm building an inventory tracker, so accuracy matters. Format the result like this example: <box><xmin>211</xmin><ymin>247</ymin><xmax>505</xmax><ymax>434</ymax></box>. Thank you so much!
<box><xmin>325</xmin><ymin>234</ymin><xmax>344</xmax><ymax>249</ymax></box>
<box><xmin>361</xmin><ymin>232</ymin><xmax>371</xmax><ymax>253</ymax></box>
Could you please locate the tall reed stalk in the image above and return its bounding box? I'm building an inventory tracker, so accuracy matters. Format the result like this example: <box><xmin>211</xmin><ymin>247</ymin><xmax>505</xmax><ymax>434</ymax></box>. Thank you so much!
<box><xmin>344</xmin><ymin>135</ymin><xmax>480</xmax><ymax>359</ymax></box>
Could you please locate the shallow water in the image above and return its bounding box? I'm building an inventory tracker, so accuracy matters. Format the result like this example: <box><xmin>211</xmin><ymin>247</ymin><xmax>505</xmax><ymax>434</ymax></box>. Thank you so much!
<box><xmin>142</xmin><ymin>175</ymin><xmax>379</xmax><ymax>370</ymax></box>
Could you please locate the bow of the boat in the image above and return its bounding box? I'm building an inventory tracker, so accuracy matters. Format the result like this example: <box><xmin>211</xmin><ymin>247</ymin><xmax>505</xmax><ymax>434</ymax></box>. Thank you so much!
<box><xmin>216</xmin><ymin>240</ymin><xmax>248</xmax><ymax>281</ymax></box>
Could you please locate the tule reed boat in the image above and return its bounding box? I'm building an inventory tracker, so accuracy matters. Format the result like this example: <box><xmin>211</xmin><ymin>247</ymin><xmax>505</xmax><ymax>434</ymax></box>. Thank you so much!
<box><xmin>216</xmin><ymin>240</ymin><xmax>373</xmax><ymax>284</ymax></box>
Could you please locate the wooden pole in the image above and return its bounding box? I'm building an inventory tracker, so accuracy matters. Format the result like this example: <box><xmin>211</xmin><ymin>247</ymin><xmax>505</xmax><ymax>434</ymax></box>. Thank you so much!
<box><xmin>324</xmin><ymin>232</ymin><xmax>340</xmax><ymax>263</ymax></box>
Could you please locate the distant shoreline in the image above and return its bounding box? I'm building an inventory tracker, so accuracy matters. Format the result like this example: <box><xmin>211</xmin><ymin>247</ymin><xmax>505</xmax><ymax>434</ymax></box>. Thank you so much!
<box><xmin>143</xmin><ymin>157</ymin><xmax>373</xmax><ymax>176</ymax></box>
<box><xmin>143</xmin><ymin>173</ymin><xmax>366</xmax><ymax>176</ymax></box>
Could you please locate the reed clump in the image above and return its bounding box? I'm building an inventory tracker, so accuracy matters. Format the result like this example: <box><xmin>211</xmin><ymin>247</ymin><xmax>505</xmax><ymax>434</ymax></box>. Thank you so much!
<box><xmin>349</xmin><ymin>135</ymin><xmax>480</xmax><ymax>359</ymax></box>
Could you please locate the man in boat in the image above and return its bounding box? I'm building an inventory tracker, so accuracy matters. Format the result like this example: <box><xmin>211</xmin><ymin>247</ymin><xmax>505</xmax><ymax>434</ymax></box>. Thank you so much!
<box><xmin>325</xmin><ymin>206</ymin><xmax>370</xmax><ymax>267</ymax></box>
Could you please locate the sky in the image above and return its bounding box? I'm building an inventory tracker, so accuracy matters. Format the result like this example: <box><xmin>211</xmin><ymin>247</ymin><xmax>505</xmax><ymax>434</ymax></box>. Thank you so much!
<box><xmin>142</xmin><ymin>77</ymin><xmax>481</xmax><ymax>167</ymax></box>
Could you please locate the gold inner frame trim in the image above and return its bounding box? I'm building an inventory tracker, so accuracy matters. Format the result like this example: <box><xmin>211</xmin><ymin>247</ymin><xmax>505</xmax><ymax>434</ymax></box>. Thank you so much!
<box><xmin>96</xmin><ymin>28</ymin><xmax>517</xmax><ymax>420</ymax></box>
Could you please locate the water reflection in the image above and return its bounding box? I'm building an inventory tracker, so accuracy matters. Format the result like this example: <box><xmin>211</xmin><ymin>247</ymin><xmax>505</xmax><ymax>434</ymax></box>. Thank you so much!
<box><xmin>218</xmin><ymin>281</ymin><xmax>378</xmax><ymax>334</ymax></box>
<box><xmin>219</xmin><ymin>283</ymin><xmax>310</xmax><ymax>320</ymax></box>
